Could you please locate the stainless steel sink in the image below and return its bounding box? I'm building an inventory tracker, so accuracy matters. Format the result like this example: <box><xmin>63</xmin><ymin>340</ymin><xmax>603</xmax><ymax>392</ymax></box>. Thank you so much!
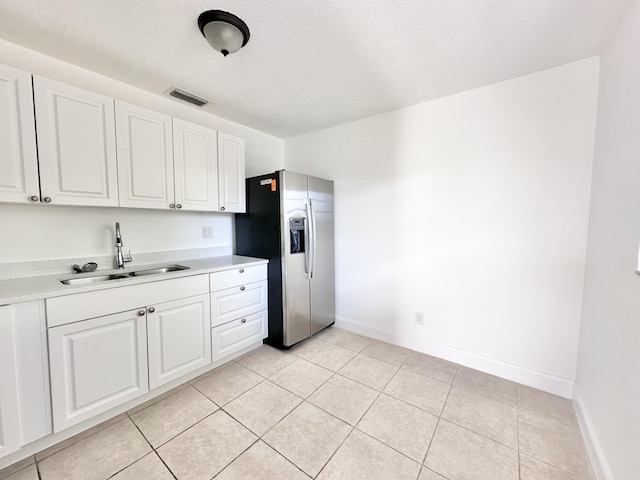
<box><xmin>128</xmin><ymin>265</ymin><xmax>190</xmax><ymax>276</ymax></box>
<box><xmin>60</xmin><ymin>274</ymin><xmax>130</xmax><ymax>285</ymax></box>
<box><xmin>59</xmin><ymin>265</ymin><xmax>190</xmax><ymax>285</ymax></box>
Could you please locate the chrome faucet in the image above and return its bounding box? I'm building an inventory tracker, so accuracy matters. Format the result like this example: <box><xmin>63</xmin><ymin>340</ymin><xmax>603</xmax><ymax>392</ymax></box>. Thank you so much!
<box><xmin>115</xmin><ymin>222</ymin><xmax>133</xmax><ymax>269</ymax></box>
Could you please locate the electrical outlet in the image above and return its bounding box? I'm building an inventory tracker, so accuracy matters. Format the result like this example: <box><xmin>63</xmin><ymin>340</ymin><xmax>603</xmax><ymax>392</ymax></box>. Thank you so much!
<box><xmin>415</xmin><ymin>311</ymin><xmax>424</xmax><ymax>326</ymax></box>
<box><xmin>201</xmin><ymin>226</ymin><xmax>213</xmax><ymax>239</ymax></box>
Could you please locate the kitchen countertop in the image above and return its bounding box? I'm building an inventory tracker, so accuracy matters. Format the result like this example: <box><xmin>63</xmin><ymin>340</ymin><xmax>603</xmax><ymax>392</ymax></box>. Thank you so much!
<box><xmin>0</xmin><ymin>255</ymin><xmax>268</xmax><ymax>306</ymax></box>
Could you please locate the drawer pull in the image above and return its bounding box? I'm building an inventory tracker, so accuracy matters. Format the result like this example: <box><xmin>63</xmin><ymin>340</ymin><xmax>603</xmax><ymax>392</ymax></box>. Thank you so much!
<box><xmin>241</xmin><ymin>318</ymin><xmax>247</xmax><ymax>323</ymax></box>
<box><xmin>240</xmin><ymin>286</ymin><xmax>246</xmax><ymax>291</ymax></box>
<box><xmin>239</xmin><ymin>268</ymin><xmax>245</xmax><ymax>273</ymax></box>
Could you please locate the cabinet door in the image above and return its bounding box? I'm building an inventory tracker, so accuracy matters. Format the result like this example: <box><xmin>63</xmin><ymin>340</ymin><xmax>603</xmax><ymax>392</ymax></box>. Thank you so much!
<box><xmin>0</xmin><ymin>306</ymin><xmax>20</xmax><ymax>458</ymax></box>
<box><xmin>0</xmin><ymin>64</ymin><xmax>39</xmax><ymax>205</ymax></box>
<box><xmin>211</xmin><ymin>280</ymin><xmax>268</xmax><ymax>327</ymax></box>
<box><xmin>116</xmin><ymin>101</ymin><xmax>174</xmax><ymax>209</ymax></box>
<box><xmin>147</xmin><ymin>294</ymin><xmax>212</xmax><ymax>390</ymax></box>
<box><xmin>211</xmin><ymin>310</ymin><xmax>268</xmax><ymax>361</ymax></box>
<box><xmin>33</xmin><ymin>76</ymin><xmax>118</xmax><ymax>206</ymax></box>
<box><xmin>217</xmin><ymin>132</ymin><xmax>245</xmax><ymax>213</ymax></box>
<box><xmin>48</xmin><ymin>309</ymin><xmax>148</xmax><ymax>432</ymax></box>
<box><xmin>173</xmin><ymin>119</ymin><xmax>218</xmax><ymax>211</ymax></box>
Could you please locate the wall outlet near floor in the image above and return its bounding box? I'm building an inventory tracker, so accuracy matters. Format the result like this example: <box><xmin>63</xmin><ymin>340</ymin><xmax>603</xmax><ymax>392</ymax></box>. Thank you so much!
<box><xmin>201</xmin><ymin>226</ymin><xmax>214</xmax><ymax>239</ymax></box>
<box><xmin>415</xmin><ymin>311</ymin><xmax>424</xmax><ymax>325</ymax></box>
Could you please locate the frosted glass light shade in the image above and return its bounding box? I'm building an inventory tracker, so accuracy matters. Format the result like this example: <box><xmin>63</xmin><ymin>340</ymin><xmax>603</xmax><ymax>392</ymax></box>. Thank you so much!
<box><xmin>203</xmin><ymin>21</ymin><xmax>244</xmax><ymax>56</ymax></box>
<box><xmin>198</xmin><ymin>10</ymin><xmax>250</xmax><ymax>57</ymax></box>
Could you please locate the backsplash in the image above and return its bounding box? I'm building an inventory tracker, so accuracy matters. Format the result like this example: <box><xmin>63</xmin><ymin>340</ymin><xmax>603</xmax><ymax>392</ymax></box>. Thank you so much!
<box><xmin>0</xmin><ymin>204</ymin><xmax>234</xmax><ymax>265</ymax></box>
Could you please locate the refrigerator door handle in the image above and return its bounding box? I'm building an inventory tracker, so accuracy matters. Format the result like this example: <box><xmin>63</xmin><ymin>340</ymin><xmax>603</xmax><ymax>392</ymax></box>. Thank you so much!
<box><xmin>304</xmin><ymin>199</ymin><xmax>312</xmax><ymax>279</ymax></box>
<box><xmin>309</xmin><ymin>199</ymin><xmax>317</xmax><ymax>279</ymax></box>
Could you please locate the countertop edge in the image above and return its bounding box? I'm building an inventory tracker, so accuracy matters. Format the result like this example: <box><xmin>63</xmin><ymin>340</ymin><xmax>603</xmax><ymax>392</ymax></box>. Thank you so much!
<box><xmin>0</xmin><ymin>255</ymin><xmax>269</xmax><ymax>306</ymax></box>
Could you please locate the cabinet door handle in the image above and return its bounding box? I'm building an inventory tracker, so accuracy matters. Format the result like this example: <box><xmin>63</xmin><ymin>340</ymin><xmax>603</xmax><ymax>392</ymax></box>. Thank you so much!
<box><xmin>176</xmin><ymin>204</ymin><xmax>182</xmax><ymax>209</ymax></box>
<box><xmin>169</xmin><ymin>204</ymin><xmax>175</xmax><ymax>209</ymax></box>
<box><xmin>43</xmin><ymin>196</ymin><xmax>52</xmax><ymax>203</ymax></box>
<box><xmin>220</xmin><ymin>206</ymin><xmax>225</xmax><ymax>211</ymax></box>
<box><xmin>29</xmin><ymin>195</ymin><xmax>39</xmax><ymax>202</ymax></box>
<box><xmin>241</xmin><ymin>318</ymin><xmax>247</xmax><ymax>323</ymax></box>
<box><xmin>239</xmin><ymin>268</ymin><xmax>245</xmax><ymax>273</ymax></box>
<box><xmin>148</xmin><ymin>307</ymin><xmax>155</xmax><ymax>313</ymax></box>
<box><xmin>137</xmin><ymin>310</ymin><xmax>146</xmax><ymax>316</ymax></box>
<box><xmin>240</xmin><ymin>286</ymin><xmax>245</xmax><ymax>291</ymax></box>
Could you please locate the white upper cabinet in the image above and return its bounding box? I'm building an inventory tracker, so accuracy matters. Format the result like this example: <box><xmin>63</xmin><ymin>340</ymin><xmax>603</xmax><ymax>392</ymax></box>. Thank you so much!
<box><xmin>0</xmin><ymin>64</ymin><xmax>39</xmax><ymax>204</ymax></box>
<box><xmin>217</xmin><ymin>132</ymin><xmax>246</xmax><ymax>213</ymax></box>
<box><xmin>33</xmin><ymin>76</ymin><xmax>118</xmax><ymax>206</ymax></box>
<box><xmin>0</xmin><ymin>62</ymin><xmax>246</xmax><ymax>212</ymax></box>
<box><xmin>116</xmin><ymin>101</ymin><xmax>174</xmax><ymax>209</ymax></box>
<box><xmin>173</xmin><ymin>119</ymin><xmax>218</xmax><ymax>211</ymax></box>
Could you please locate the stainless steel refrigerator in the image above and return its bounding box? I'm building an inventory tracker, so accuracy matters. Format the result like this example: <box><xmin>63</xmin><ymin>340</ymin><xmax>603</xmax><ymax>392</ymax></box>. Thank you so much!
<box><xmin>235</xmin><ymin>170</ymin><xmax>335</xmax><ymax>348</ymax></box>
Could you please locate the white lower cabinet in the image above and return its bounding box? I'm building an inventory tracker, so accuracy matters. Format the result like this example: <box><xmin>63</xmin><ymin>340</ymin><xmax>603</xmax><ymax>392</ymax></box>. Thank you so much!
<box><xmin>48</xmin><ymin>309</ymin><xmax>149</xmax><ymax>432</ymax></box>
<box><xmin>212</xmin><ymin>310</ymin><xmax>268</xmax><ymax>361</ymax></box>
<box><xmin>210</xmin><ymin>280</ymin><xmax>268</xmax><ymax>327</ymax></box>
<box><xmin>147</xmin><ymin>294</ymin><xmax>211</xmax><ymax>389</ymax></box>
<box><xmin>0</xmin><ymin>301</ymin><xmax>51</xmax><ymax>460</ymax></box>
<box><xmin>209</xmin><ymin>265</ymin><xmax>268</xmax><ymax>362</ymax></box>
<box><xmin>0</xmin><ymin>306</ymin><xmax>21</xmax><ymax>458</ymax></box>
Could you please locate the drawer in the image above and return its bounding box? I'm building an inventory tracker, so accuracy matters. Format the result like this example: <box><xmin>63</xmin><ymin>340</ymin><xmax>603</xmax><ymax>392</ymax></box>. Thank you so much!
<box><xmin>211</xmin><ymin>310</ymin><xmax>268</xmax><ymax>361</ymax></box>
<box><xmin>210</xmin><ymin>264</ymin><xmax>267</xmax><ymax>292</ymax></box>
<box><xmin>211</xmin><ymin>280</ymin><xmax>268</xmax><ymax>328</ymax></box>
<box><xmin>47</xmin><ymin>274</ymin><xmax>209</xmax><ymax>327</ymax></box>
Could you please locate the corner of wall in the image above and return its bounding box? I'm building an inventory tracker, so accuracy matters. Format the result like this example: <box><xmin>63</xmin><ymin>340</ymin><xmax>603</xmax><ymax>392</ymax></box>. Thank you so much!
<box><xmin>573</xmin><ymin>386</ymin><xmax>614</xmax><ymax>480</ymax></box>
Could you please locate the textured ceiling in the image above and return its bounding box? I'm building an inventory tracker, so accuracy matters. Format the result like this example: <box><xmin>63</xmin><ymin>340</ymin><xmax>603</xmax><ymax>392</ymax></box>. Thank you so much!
<box><xmin>0</xmin><ymin>0</ymin><xmax>631</xmax><ymax>138</ymax></box>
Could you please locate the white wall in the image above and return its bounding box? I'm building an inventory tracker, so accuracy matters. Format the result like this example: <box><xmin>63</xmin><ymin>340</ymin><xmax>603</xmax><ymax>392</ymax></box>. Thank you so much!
<box><xmin>575</xmin><ymin>1</ymin><xmax>640</xmax><ymax>478</ymax></box>
<box><xmin>0</xmin><ymin>39</ymin><xmax>284</xmax><ymax>264</ymax></box>
<box><xmin>285</xmin><ymin>58</ymin><xmax>599</xmax><ymax>396</ymax></box>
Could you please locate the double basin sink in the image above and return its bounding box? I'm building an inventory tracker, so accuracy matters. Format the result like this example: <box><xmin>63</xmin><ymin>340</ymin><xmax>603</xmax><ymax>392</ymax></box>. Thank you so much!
<box><xmin>59</xmin><ymin>265</ymin><xmax>190</xmax><ymax>286</ymax></box>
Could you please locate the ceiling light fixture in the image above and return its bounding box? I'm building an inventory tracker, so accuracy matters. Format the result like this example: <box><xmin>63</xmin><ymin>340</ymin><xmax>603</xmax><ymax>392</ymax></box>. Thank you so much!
<box><xmin>197</xmin><ymin>10</ymin><xmax>250</xmax><ymax>57</ymax></box>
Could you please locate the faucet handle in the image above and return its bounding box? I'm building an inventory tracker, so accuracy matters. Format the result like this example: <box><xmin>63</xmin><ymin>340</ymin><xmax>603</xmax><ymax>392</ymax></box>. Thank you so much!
<box><xmin>123</xmin><ymin>250</ymin><xmax>133</xmax><ymax>263</ymax></box>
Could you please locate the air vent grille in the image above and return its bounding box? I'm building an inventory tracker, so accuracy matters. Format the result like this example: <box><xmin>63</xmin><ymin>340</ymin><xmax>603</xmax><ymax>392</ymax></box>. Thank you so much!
<box><xmin>168</xmin><ymin>88</ymin><xmax>208</xmax><ymax>107</ymax></box>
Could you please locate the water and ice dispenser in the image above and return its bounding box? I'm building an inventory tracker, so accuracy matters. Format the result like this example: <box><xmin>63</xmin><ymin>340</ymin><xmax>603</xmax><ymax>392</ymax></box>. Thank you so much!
<box><xmin>289</xmin><ymin>217</ymin><xmax>305</xmax><ymax>254</ymax></box>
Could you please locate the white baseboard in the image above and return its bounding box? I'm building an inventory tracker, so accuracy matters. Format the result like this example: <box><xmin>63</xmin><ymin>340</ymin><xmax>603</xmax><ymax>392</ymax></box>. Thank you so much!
<box><xmin>335</xmin><ymin>315</ymin><xmax>575</xmax><ymax>398</ymax></box>
<box><xmin>573</xmin><ymin>387</ymin><xmax>613</xmax><ymax>480</ymax></box>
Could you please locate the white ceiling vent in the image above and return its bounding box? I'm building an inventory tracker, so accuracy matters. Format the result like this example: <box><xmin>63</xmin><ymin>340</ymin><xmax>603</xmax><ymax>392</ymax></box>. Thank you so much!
<box><xmin>167</xmin><ymin>88</ymin><xmax>208</xmax><ymax>107</ymax></box>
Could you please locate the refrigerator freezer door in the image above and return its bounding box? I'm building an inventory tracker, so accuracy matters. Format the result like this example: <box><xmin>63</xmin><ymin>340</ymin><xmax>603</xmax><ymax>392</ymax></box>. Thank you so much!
<box><xmin>281</xmin><ymin>171</ymin><xmax>312</xmax><ymax>346</ymax></box>
<box><xmin>308</xmin><ymin>176</ymin><xmax>336</xmax><ymax>335</ymax></box>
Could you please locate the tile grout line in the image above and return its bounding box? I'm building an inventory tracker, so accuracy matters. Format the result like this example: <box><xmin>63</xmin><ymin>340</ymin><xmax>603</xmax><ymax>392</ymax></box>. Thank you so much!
<box><xmin>267</xmin><ymin>363</ymin><xmax>336</xmax><ymax>400</ymax></box>
<box><xmin>32</xmin><ymin>416</ymin><xmax>129</xmax><ymax>464</ymax></box>
<box><xmin>313</xmin><ymin>358</ymin><xmax>403</xmax><ymax>478</ymax></box>
<box><xmin>191</xmin><ymin>370</ymin><xmax>266</xmax><ymax>409</ymax></box>
<box><xmin>312</xmin><ymin>345</ymin><xmax>414</xmax><ymax>478</ymax></box>
<box><xmin>208</xmin><ymin>437</ymin><xmax>262</xmax><ymax>480</ymax></box>
<box><xmin>126</xmin><ymin>411</ymin><xmax>178</xmax><ymax>480</ymax></box>
<box><xmin>515</xmin><ymin>386</ymin><xmax>584</xmax><ymax>478</ymax></box>
<box><xmin>420</xmin><ymin>365</ymin><xmax>458</xmax><ymax>472</ymax></box>
<box><xmin>252</xmin><ymin>400</ymin><xmax>325</xmax><ymax>478</ymax></box>
<box><xmin>127</xmin><ymin>384</ymin><xmax>191</xmax><ymax>417</ymax></box>
<box><xmin>0</xmin><ymin>456</ymin><xmax>35</xmax><ymax>480</ymax></box>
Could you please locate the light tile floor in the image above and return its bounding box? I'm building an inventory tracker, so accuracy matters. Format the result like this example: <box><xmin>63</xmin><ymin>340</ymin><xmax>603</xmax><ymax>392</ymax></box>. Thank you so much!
<box><xmin>0</xmin><ymin>327</ymin><xmax>594</xmax><ymax>480</ymax></box>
